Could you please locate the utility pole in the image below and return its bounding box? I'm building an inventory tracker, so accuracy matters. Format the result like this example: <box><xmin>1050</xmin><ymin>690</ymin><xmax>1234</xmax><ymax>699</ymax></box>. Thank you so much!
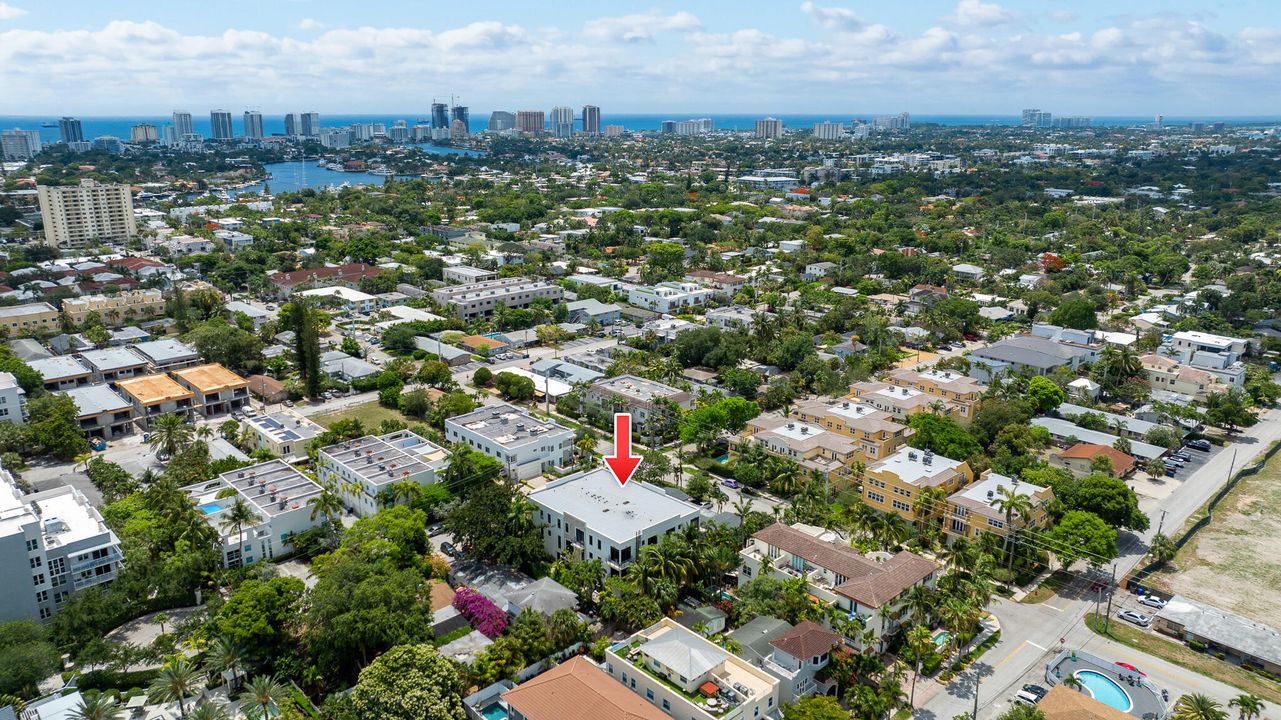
<box><xmin>972</xmin><ymin>667</ymin><xmax>980</xmax><ymax>720</ymax></box>
<box><xmin>1156</xmin><ymin>509</ymin><xmax>1168</xmax><ymax>536</ymax></box>
<box><xmin>1102</xmin><ymin>563</ymin><xmax>1118</xmax><ymax>633</ymax></box>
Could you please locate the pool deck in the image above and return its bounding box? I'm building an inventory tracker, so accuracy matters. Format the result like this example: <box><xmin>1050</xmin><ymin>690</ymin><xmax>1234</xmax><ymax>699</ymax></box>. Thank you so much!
<box><xmin>1045</xmin><ymin>648</ymin><xmax>1168</xmax><ymax>719</ymax></box>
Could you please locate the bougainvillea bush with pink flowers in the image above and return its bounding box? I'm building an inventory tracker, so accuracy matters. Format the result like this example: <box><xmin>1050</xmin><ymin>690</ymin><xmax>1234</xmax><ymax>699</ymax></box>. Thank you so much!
<box><xmin>453</xmin><ymin>586</ymin><xmax>508</xmax><ymax>638</ymax></box>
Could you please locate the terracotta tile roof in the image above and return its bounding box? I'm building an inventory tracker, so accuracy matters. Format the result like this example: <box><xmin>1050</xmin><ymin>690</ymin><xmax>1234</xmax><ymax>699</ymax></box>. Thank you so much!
<box><xmin>502</xmin><ymin>656</ymin><xmax>669</xmax><ymax>720</ymax></box>
<box><xmin>246</xmin><ymin>374</ymin><xmax>285</xmax><ymax>398</ymax></box>
<box><xmin>1037</xmin><ymin>684</ymin><xmax>1133</xmax><ymax>720</ymax></box>
<box><xmin>270</xmin><ymin>263</ymin><xmax>380</xmax><ymax>289</ymax></box>
<box><xmin>1059</xmin><ymin>443</ymin><xmax>1136</xmax><ymax>474</ymax></box>
<box><xmin>768</xmin><ymin>621</ymin><xmax>842</xmax><ymax>660</ymax></box>
<box><xmin>751</xmin><ymin>523</ymin><xmax>937</xmax><ymax>607</ymax></box>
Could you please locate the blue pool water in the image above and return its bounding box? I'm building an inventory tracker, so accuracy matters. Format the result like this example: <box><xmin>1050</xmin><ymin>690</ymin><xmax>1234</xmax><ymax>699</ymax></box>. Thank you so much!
<box><xmin>199</xmin><ymin>502</ymin><xmax>222</xmax><ymax>515</ymax></box>
<box><xmin>714</xmin><ymin>454</ymin><xmax>729</xmax><ymax>463</ymax></box>
<box><xmin>479</xmin><ymin>703</ymin><xmax>509</xmax><ymax>720</ymax></box>
<box><xmin>932</xmin><ymin>630</ymin><xmax>952</xmax><ymax>647</ymax></box>
<box><xmin>1076</xmin><ymin>670</ymin><xmax>1133</xmax><ymax>712</ymax></box>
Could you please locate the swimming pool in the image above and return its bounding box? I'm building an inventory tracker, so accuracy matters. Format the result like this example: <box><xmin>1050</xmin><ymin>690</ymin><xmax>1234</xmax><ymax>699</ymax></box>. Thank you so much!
<box><xmin>1075</xmin><ymin>670</ymin><xmax>1133</xmax><ymax>713</ymax></box>
<box><xmin>479</xmin><ymin>702</ymin><xmax>509</xmax><ymax>720</ymax></box>
<box><xmin>931</xmin><ymin>630</ymin><xmax>952</xmax><ymax>647</ymax></box>
<box><xmin>199</xmin><ymin>502</ymin><xmax>223</xmax><ymax>515</ymax></box>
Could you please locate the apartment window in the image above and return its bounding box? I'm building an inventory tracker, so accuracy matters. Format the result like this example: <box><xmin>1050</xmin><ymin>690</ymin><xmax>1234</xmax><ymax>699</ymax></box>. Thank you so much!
<box><xmin>892</xmin><ymin>500</ymin><xmax>911</xmax><ymax>513</ymax></box>
<box><xmin>646</xmin><ymin>689</ymin><xmax>654</xmax><ymax>701</ymax></box>
<box><xmin>30</xmin><ymin>556</ymin><xmax>42</xmax><ymax>568</ymax></box>
<box><xmin>35</xmin><ymin>590</ymin><xmax>48</xmax><ymax>603</ymax></box>
<box><xmin>39</xmin><ymin>607</ymin><xmax>52</xmax><ymax>620</ymax></box>
<box><xmin>26</xmin><ymin>538</ymin><xmax>38</xmax><ymax>552</ymax></box>
<box><xmin>661</xmin><ymin>699</ymin><xmax>670</xmax><ymax>712</ymax></box>
<box><xmin>866</xmin><ymin>491</ymin><xmax>885</xmax><ymax>503</ymax></box>
<box><xmin>32</xmin><ymin>574</ymin><xmax>45</xmax><ymax>586</ymax></box>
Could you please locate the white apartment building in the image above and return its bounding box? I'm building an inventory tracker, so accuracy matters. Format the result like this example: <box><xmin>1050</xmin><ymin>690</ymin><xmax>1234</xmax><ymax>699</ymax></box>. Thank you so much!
<box><xmin>442</xmin><ymin>265</ymin><xmax>498</xmax><ymax>284</ymax></box>
<box><xmin>242</xmin><ymin>411</ymin><xmax>325</xmax><ymax>461</ymax></box>
<box><xmin>812</xmin><ymin>121</ymin><xmax>846</xmax><ymax>140</ymax></box>
<box><xmin>626</xmin><ymin>282</ymin><xmax>712</xmax><ymax>314</ymax></box>
<box><xmin>444</xmin><ymin>404</ymin><xmax>574</xmax><ymax>481</ymax></box>
<box><xmin>431</xmin><ymin>277</ymin><xmax>564</xmax><ymax>320</ymax></box>
<box><xmin>605</xmin><ymin>618</ymin><xmax>781</xmax><ymax>720</ymax></box>
<box><xmin>584</xmin><ymin>375</ymin><xmax>694</xmax><ymax>431</ymax></box>
<box><xmin>755</xmin><ymin>117</ymin><xmax>784</xmax><ymax>139</ymax></box>
<box><xmin>183</xmin><ymin>460</ymin><xmax>325</xmax><ymax>567</ymax></box>
<box><xmin>0</xmin><ymin>372</ymin><xmax>27</xmax><ymax>424</ymax></box>
<box><xmin>316</xmin><ymin>430</ymin><xmax>449</xmax><ymax>517</ymax></box>
<box><xmin>529</xmin><ymin>468</ymin><xmax>702</xmax><ymax>572</ymax></box>
<box><xmin>37</xmin><ymin>180</ymin><xmax>137</xmax><ymax>248</ymax></box>
<box><xmin>1</xmin><ymin>465</ymin><xmax>123</xmax><ymax>622</ymax></box>
<box><xmin>297</xmin><ymin>286</ymin><xmax>379</xmax><ymax>313</ymax></box>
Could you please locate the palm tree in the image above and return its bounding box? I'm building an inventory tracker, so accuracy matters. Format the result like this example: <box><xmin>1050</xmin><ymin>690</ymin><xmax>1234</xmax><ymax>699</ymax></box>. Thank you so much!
<box><xmin>1172</xmin><ymin>694</ymin><xmax>1229</xmax><ymax>720</ymax></box>
<box><xmin>1060</xmin><ymin>676</ymin><xmax>1084</xmax><ymax>691</ymax></box>
<box><xmin>149</xmin><ymin>656</ymin><xmax>202</xmax><ymax>718</ymax></box>
<box><xmin>902</xmin><ymin>584</ymin><xmax>937</xmax><ymax>627</ymax></box>
<box><xmin>905</xmin><ymin>624</ymin><xmax>932</xmax><ymax>709</ymax></box>
<box><xmin>220</xmin><ymin>498</ymin><xmax>261</xmax><ymax>568</ymax></box>
<box><xmin>1228</xmin><ymin>694</ymin><xmax>1265</xmax><ymax>720</ymax></box>
<box><xmin>149</xmin><ymin>413</ymin><xmax>194</xmax><ymax>457</ymax></box>
<box><xmin>205</xmin><ymin>636</ymin><xmax>248</xmax><ymax>690</ymax></box>
<box><xmin>308</xmin><ymin>488</ymin><xmax>344</xmax><ymax>525</ymax></box>
<box><xmin>732</xmin><ymin>498</ymin><xmax>754</xmax><ymax>526</ymax></box>
<box><xmin>241</xmin><ymin>675</ymin><xmax>290</xmax><ymax>720</ymax></box>
<box><xmin>69</xmin><ymin>694</ymin><xmax>123</xmax><ymax>720</ymax></box>
<box><xmin>188</xmin><ymin>702</ymin><xmax>231</xmax><ymax>720</ymax></box>
<box><xmin>991</xmin><ymin>485</ymin><xmax>1034</xmax><ymax>568</ymax></box>
<box><xmin>1149</xmin><ymin>533</ymin><xmax>1178</xmax><ymax>567</ymax></box>
<box><xmin>629</xmin><ymin>542</ymin><xmax>695</xmax><ymax>595</ymax></box>
<box><xmin>876</xmin><ymin>513</ymin><xmax>912</xmax><ymax>550</ymax></box>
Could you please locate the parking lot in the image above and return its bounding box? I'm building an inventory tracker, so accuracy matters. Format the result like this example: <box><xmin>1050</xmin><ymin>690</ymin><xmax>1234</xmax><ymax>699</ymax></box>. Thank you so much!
<box><xmin>1130</xmin><ymin>441</ymin><xmax>1221</xmax><ymax>505</ymax></box>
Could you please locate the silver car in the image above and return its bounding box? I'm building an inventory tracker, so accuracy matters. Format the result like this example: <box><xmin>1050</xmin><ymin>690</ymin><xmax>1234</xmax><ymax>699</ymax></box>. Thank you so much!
<box><xmin>1119</xmin><ymin>609</ymin><xmax>1151</xmax><ymax>627</ymax></box>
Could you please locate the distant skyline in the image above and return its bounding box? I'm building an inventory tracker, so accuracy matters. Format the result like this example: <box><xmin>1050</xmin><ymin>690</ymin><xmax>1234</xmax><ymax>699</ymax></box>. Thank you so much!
<box><xmin>1</xmin><ymin>1</ymin><xmax>1279</xmax><ymax>116</ymax></box>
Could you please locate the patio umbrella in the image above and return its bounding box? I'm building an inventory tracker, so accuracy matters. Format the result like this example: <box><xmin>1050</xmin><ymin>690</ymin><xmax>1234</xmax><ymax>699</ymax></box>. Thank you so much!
<box><xmin>1115</xmin><ymin>661</ymin><xmax>1146</xmax><ymax>676</ymax></box>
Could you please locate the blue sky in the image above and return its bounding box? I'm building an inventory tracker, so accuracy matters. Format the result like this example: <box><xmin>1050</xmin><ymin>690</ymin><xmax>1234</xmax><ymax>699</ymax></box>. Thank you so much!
<box><xmin>1</xmin><ymin>1</ymin><xmax>1278</xmax><ymax>115</ymax></box>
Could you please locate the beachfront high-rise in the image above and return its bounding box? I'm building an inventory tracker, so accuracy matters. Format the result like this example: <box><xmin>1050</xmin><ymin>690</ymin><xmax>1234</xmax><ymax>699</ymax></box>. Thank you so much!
<box><xmin>581</xmin><ymin>105</ymin><xmax>601</xmax><ymax>135</ymax></box>
<box><xmin>431</xmin><ymin>102</ymin><xmax>449</xmax><ymax>129</ymax></box>
<box><xmin>210</xmin><ymin>110</ymin><xmax>234</xmax><ymax>140</ymax></box>
<box><xmin>451</xmin><ymin>106</ymin><xmax>469</xmax><ymax>134</ymax></box>
<box><xmin>516</xmin><ymin>110</ymin><xmax>545</xmax><ymax>135</ymax></box>
<box><xmin>172</xmin><ymin>110</ymin><xmax>194</xmax><ymax>138</ymax></box>
<box><xmin>59</xmin><ymin>117</ymin><xmax>83</xmax><ymax>144</ymax></box>
<box><xmin>300</xmin><ymin>112</ymin><xmax>320</xmax><ymax>137</ymax></box>
<box><xmin>243</xmin><ymin>110</ymin><xmax>264</xmax><ymax>138</ymax></box>
<box><xmin>549</xmin><ymin>106</ymin><xmax>574</xmax><ymax>138</ymax></box>
<box><xmin>488</xmin><ymin>111</ymin><xmax>515</xmax><ymax>132</ymax></box>
<box><xmin>0</xmin><ymin>129</ymin><xmax>42</xmax><ymax>160</ymax></box>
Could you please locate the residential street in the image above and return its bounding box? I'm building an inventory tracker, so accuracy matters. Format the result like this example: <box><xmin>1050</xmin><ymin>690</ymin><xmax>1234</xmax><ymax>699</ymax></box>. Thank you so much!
<box><xmin>920</xmin><ymin>407</ymin><xmax>1281</xmax><ymax>718</ymax></box>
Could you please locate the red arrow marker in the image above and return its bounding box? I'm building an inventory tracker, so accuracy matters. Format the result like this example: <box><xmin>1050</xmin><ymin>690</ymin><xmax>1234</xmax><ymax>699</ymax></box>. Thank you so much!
<box><xmin>604</xmin><ymin>413</ymin><xmax>641</xmax><ymax>487</ymax></box>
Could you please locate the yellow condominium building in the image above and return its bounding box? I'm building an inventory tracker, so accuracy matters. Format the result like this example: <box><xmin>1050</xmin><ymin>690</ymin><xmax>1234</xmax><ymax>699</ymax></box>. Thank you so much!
<box><xmin>944</xmin><ymin>471</ymin><xmax>1053</xmax><ymax>544</ymax></box>
<box><xmin>849</xmin><ymin>381</ymin><xmax>952</xmax><ymax>420</ymax></box>
<box><xmin>884</xmin><ymin>367</ymin><xmax>985</xmax><ymax>418</ymax></box>
<box><xmin>739</xmin><ymin>414</ymin><xmax>861</xmax><ymax>478</ymax></box>
<box><xmin>115</xmin><ymin>374</ymin><xmax>194</xmax><ymax>427</ymax></box>
<box><xmin>792</xmin><ymin>397</ymin><xmax>912</xmax><ymax>462</ymax></box>
<box><xmin>0</xmin><ymin>302</ymin><xmax>61</xmax><ymax>336</ymax></box>
<box><xmin>170</xmin><ymin>364</ymin><xmax>250</xmax><ymax>417</ymax></box>
<box><xmin>62</xmin><ymin>289</ymin><xmax>166</xmax><ymax>327</ymax></box>
<box><xmin>862</xmin><ymin>446</ymin><xmax>974</xmax><ymax>522</ymax></box>
<box><xmin>37</xmin><ymin>179</ymin><xmax>137</xmax><ymax>248</ymax></box>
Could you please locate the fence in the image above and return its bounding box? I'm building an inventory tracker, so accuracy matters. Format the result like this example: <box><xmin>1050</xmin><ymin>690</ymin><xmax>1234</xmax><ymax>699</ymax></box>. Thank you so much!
<box><xmin>1128</xmin><ymin>439</ymin><xmax>1281</xmax><ymax>590</ymax></box>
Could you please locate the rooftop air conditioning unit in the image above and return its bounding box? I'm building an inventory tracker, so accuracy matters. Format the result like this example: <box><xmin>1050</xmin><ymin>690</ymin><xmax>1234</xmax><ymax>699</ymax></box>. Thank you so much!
<box><xmin>787</xmin><ymin>423</ymin><xmax>795</xmax><ymax>430</ymax></box>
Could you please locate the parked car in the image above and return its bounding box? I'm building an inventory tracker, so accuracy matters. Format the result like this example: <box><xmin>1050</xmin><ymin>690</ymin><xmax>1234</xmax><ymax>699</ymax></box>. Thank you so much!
<box><xmin>1138</xmin><ymin>595</ymin><xmax>1167</xmax><ymax>609</ymax></box>
<box><xmin>242</xmin><ymin>407</ymin><xmax>259</xmax><ymax>418</ymax></box>
<box><xmin>1017</xmin><ymin>685</ymin><xmax>1048</xmax><ymax>704</ymax></box>
<box><xmin>231</xmin><ymin>411</ymin><xmax>244</xmax><ymax>421</ymax></box>
<box><xmin>1119</xmin><ymin>610</ymin><xmax>1151</xmax><ymax>627</ymax></box>
<box><xmin>721</xmin><ymin>479</ymin><xmax>741</xmax><ymax>489</ymax></box>
<box><xmin>1170</xmin><ymin>452</ymin><xmax>1191</xmax><ymax>462</ymax></box>
<box><xmin>1186</xmin><ymin>439</ymin><xmax>1212</xmax><ymax>451</ymax></box>
<box><xmin>440</xmin><ymin>542</ymin><xmax>458</xmax><ymax>557</ymax></box>
<box><xmin>1164</xmin><ymin>456</ymin><xmax>1186</xmax><ymax>466</ymax></box>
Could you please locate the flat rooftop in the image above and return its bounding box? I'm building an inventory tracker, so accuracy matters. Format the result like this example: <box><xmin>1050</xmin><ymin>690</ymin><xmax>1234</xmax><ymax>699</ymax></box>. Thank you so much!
<box><xmin>321</xmin><ymin>429</ymin><xmax>448</xmax><ymax>487</ymax></box>
<box><xmin>590</xmin><ymin>374</ymin><xmax>686</xmax><ymax>402</ymax></box>
<box><xmin>2</xmin><ymin>470</ymin><xmax>115</xmax><ymax>549</ymax></box>
<box><xmin>29</xmin><ymin>355</ymin><xmax>92</xmax><ymax>381</ymax></box>
<box><xmin>433</xmin><ymin>276</ymin><xmax>558</xmax><ymax>302</ymax></box>
<box><xmin>247</xmin><ymin>411</ymin><xmax>324</xmax><ymax>448</ymax></box>
<box><xmin>131</xmin><ymin>338</ymin><xmax>198</xmax><ymax>364</ymax></box>
<box><xmin>528</xmin><ymin>468</ymin><xmax>701</xmax><ymax>544</ymax></box>
<box><xmin>871</xmin><ymin>446</ymin><xmax>965</xmax><ymax>486</ymax></box>
<box><xmin>172</xmin><ymin>363</ymin><xmax>248</xmax><ymax>393</ymax></box>
<box><xmin>0</xmin><ymin>302</ymin><xmax>55</xmax><ymax>318</ymax></box>
<box><xmin>116</xmin><ymin>374</ymin><xmax>194</xmax><ymax>405</ymax></box>
<box><xmin>184</xmin><ymin>459</ymin><xmax>322</xmax><ymax>520</ymax></box>
<box><xmin>64</xmin><ymin>384</ymin><xmax>131</xmax><ymax>417</ymax></box>
<box><xmin>78</xmin><ymin>347</ymin><xmax>148</xmax><ymax>372</ymax></box>
<box><xmin>447</xmin><ymin>404</ymin><xmax>572</xmax><ymax>449</ymax></box>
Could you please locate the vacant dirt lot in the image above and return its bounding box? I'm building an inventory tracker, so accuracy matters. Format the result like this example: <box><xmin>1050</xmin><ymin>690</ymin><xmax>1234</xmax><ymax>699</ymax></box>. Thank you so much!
<box><xmin>1152</xmin><ymin>447</ymin><xmax>1281</xmax><ymax>628</ymax></box>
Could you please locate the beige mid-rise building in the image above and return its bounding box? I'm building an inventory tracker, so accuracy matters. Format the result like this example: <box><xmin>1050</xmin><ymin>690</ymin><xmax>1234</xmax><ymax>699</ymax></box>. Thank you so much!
<box><xmin>0</xmin><ymin>303</ymin><xmax>60</xmax><ymax>336</ymax></box>
<box><xmin>37</xmin><ymin>180</ymin><xmax>137</xmax><ymax>248</ymax></box>
<box><xmin>62</xmin><ymin>290</ymin><xmax>165</xmax><ymax>327</ymax></box>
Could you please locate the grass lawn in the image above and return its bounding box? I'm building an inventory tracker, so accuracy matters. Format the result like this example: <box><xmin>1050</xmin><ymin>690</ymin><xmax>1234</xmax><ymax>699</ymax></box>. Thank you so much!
<box><xmin>311</xmin><ymin>400</ymin><xmax>416</xmax><ymax>429</ymax></box>
<box><xmin>1020</xmin><ymin>570</ymin><xmax>1072</xmax><ymax>604</ymax></box>
<box><xmin>1084</xmin><ymin>615</ymin><xmax>1281</xmax><ymax>704</ymax></box>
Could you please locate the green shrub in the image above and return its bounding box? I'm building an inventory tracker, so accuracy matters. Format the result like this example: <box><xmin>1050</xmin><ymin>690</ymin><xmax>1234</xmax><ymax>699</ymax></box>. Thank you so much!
<box><xmin>1188</xmin><ymin>639</ymin><xmax>1206</xmax><ymax>652</ymax></box>
<box><xmin>76</xmin><ymin>669</ymin><xmax>161</xmax><ymax>694</ymax></box>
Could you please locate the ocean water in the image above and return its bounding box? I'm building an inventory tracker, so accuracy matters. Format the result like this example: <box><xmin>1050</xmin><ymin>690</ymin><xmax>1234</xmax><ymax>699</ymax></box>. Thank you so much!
<box><xmin>5</xmin><ymin>112</ymin><xmax>1278</xmax><ymax>143</ymax></box>
<box><xmin>239</xmin><ymin>161</ymin><xmax>430</xmax><ymax>194</ymax></box>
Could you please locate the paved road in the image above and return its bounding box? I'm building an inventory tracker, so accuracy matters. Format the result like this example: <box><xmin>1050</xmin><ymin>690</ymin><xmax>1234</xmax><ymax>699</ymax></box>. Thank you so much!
<box><xmin>921</xmin><ymin>407</ymin><xmax>1281</xmax><ymax>719</ymax></box>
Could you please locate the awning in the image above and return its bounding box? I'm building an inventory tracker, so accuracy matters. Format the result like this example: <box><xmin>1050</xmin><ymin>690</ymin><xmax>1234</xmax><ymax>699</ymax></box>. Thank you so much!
<box><xmin>699</xmin><ymin>682</ymin><xmax>720</xmax><ymax>697</ymax></box>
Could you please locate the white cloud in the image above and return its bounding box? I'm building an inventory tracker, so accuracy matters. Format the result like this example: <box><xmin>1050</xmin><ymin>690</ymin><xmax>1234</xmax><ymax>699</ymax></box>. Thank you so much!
<box><xmin>582</xmin><ymin>11</ymin><xmax>699</xmax><ymax>43</ymax></box>
<box><xmin>298</xmin><ymin>18</ymin><xmax>322</xmax><ymax>30</ymax></box>
<box><xmin>946</xmin><ymin>0</ymin><xmax>1017</xmax><ymax>28</ymax></box>
<box><xmin>0</xmin><ymin>3</ymin><xmax>27</xmax><ymax>20</ymax></box>
<box><xmin>0</xmin><ymin>9</ymin><xmax>1278</xmax><ymax>114</ymax></box>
